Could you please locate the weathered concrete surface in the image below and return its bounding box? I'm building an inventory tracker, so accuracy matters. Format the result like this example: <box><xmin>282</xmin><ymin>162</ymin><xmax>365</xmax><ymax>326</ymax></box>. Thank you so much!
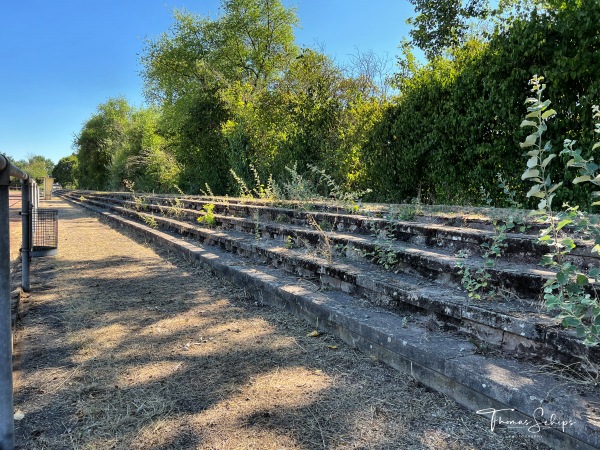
<box><xmin>63</xmin><ymin>195</ymin><xmax>600</xmax><ymax>450</ymax></box>
<box><xmin>66</xmin><ymin>193</ymin><xmax>600</xmax><ymax>369</ymax></box>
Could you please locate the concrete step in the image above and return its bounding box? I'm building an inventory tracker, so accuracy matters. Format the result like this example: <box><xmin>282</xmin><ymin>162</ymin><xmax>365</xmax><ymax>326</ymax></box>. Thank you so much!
<box><xmin>64</xmin><ymin>192</ymin><xmax>600</xmax><ymax>371</ymax></box>
<box><xmin>80</xmin><ymin>191</ymin><xmax>600</xmax><ymax>265</ymax></box>
<box><xmin>72</xmin><ymin>193</ymin><xmax>569</xmax><ymax>297</ymax></box>
<box><xmin>59</xmin><ymin>193</ymin><xmax>600</xmax><ymax>450</ymax></box>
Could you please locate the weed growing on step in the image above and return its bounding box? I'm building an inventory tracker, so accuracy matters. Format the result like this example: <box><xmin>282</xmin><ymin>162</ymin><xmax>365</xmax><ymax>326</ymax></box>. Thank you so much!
<box><xmin>133</xmin><ymin>194</ymin><xmax>148</xmax><ymax>212</ymax></box>
<box><xmin>197</xmin><ymin>203</ymin><xmax>216</xmax><ymax>228</ymax></box>
<box><xmin>455</xmin><ymin>254</ymin><xmax>493</xmax><ymax>301</ymax></box>
<box><xmin>357</xmin><ymin>222</ymin><xmax>399</xmax><ymax>272</ymax></box>
<box><xmin>520</xmin><ymin>75</ymin><xmax>600</xmax><ymax>346</ymax></box>
<box><xmin>174</xmin><ymin>185</ymin><xmax>188</xmax><ymax>198</ymax></box>
<box><xmin>274</xmin><ymin>213</ymin><xmax>288</xmax><ymax>223</ymax></box>
<box><xmin>334</xmin><ymin>243</ymin><xmax>348</xmax><ymax>256</ymax></box>
<box><xmin>307</xmin><ymin>214</ymin><xmax>333</xmax><ymax>263</ymax></box>
<box><xmin>479</xmin><ymin>186</ymin><xmax>493</xmax><ymax>206</ymax></box>
<box><xmin>278</xmin><ymin>163</ymin><xmax>318</xmax><ymax>202</ymax></box>
<box><xmin>253</xmin><ymin>210</ymin><xmax>261</xmax><ymax>240</ymax></box>
<box><xmin>123</xmin><ymin>179</ymin><xmax>135</xmax><ymax>192</ymax></box>
<box><xmin>230</xmin><ymin>165</ymin><xmax>277</xmax><ymax>201</ymax></box>
<box><xmin>230</xmin><ymin>169</ymin><xmax>252</xmax><ymax>198</ymax></box>
<box><xmin>371</xmin><ymin>223</ymin><xmax>399</xmax><ymax>270</ymax></box>
<box><xmin>199</xmin><ymin>183</ymin><xmax>214</xmax><ymax>197</ymax></box>
<box><xmin>455</xmin><ymin>210</ymin><xmax>523</xmax><ymax>300</ymax></box>
<box><xmin>166</xmin><ymin>196</ymin><xmax>184</xmax><ymax>218</ymax></box>
<box><xmin>387</xmin><ymin>198</ymin><xmax>423</xmax><ymax>221</ymax></box>
<box><xmin>528</xmin><ymin>355</ymin><xmax>599</xmax><ymax>387</ymax></box>
<box><xmin>307</xmin><ymin>164</ymin><xmax>372</xmax><ymax>213</ymax></box>
<box><xmin>284</xmin><ymin>235</ymin><xmax>295</xmax><ymax>249</ymax></box>
<box><xmin>496</xmin><ymin>173</ymin><xmax>523</xmax><ymax>209</ymax></box>
<box><xmin>141</xmin><ymin>213</ymin><xmax>158</xmax><ymax>229</ymax></box>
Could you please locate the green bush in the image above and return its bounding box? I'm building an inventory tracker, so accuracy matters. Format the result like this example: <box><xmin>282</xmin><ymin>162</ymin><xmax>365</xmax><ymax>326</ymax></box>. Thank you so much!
<box><xmin>362</xmin><ymin>2</ymin><xmax>600</xmax><ymax>207</ymax></box>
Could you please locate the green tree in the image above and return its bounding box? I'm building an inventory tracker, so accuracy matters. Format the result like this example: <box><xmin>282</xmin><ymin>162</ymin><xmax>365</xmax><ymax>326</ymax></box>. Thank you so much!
<box><xmin>364</xmin><ymin>1</ymin><xmax>600</xmax><ymax>205</ymax></box>
<box><xmin>406</xmin><ymin>0</ymin><xmax>569</xmax><ymax>59</ymax></box>
<box><xmin>407</xmin><ymin>0</ymin><xmax>489</xmax><ymax>59</ymax></box>
<box><xmin>52</xmin><ymin>154</ymin><xmax>78</xmax><ymax>188</ymax></box>
<box><xmin>109</xmin><ymin>107</ymin><xmax>180</xmax><ymax>192</ymax></box>
<box><xmin>75</xmin><ymin>97</ymin><xmax>132</xmax><ymax>190</ymax></box>
<box><xmin>12</xmin><ymin>155</ymin><xmax>55</xmax><ymax>182</ymax></box>
<box><xmin>215</xmin><ymin>0</ymin><xmax>299</xmax><ymax>86</ymax></box>
<box><xmin>140</xmin><ymin>0</ymin><xmax>299</xmax><ymax>193</ymax></box>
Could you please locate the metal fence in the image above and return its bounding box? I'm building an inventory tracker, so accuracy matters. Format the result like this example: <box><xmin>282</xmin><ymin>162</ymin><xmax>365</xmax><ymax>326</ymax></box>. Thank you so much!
<box><xmin>0</xmin><ymin>155</ymin><xmax>40</xmax><ymax>450</ymax></box>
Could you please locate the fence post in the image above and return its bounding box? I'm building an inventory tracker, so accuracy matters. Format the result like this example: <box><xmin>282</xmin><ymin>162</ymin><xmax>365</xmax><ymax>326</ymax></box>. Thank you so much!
<box><xmin>21</xmin><ymin>181</ymin><xmax>31</xmax><ymax>293</ymax></box>
<box><xmin>0</xmin><ymin>155</ymin><xmax>30</xmax><ymax>450</ymax></box>
<box><xmin>0</xmin><ymin>171</ymin><xmax>15</xmax><ymax>449</ymax></box>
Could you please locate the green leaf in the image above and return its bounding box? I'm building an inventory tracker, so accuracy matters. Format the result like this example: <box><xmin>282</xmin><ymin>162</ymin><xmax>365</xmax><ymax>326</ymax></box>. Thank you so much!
<box><xmin>545</xmin><ymin>296</ymin><xmax>560</xmax><ymax>309</ymax></box>
<box><xmin>548</xmin><ymin>182</ymin><xmax>563</xmax><ymax>193</ymax></box>
<box><xmin>561</xmin><ymin>237</ymin><xmax>576</xmax><ymax>250</ymax></box>
<box><xmin>541</xmin><ymin>109</ymin><xmax>557</xmax><ymax>120</ymax></box>
<box><xmin>538</xmin><ymin>199</ymin><xmax>547</xmax><ymax>210</ymax></box>
<box><xmin>520</xmin><ymin>134</ymin><xmax>538</xmax><ymax>148</ymax></box>
<box><xmin>566</xmin><ymin>283</ymin><xmax>581</xmax><ymax>295</ymax></box>
<box><xmin>556</xmin><ymin>272</ymin><xmax>569</xmax><ymax>284</ymax></box>
<box><xmin>541</xmin><ymin>154</ymin><xmax>555</xmax><ymax>168</ymax></box>
<box><xmin>527</xmin><ymin>156</ymin><xmax>538</xmax><ymax>168</ymax></box>
<box><xmin>576</xmin><ymin>274</ymin><xmax>589</xmax><ymax>286</ymax></box>
<box><xmin>521</xmin><ymin>168</ymin><xmax>540</xmax><ymax>180</ymax></box>
<box><xmin>562</xmin><ymin>317</ymin><xmax>581</xmax><ymax>328</ymax></box>
<box><xmin>573</xmin><ymin>175</ymin><xmax>592</xmax><ymax>184</ymax></box>
<box><xmin>520</xmin><ymin>119</ymin><xmax>537</xmax><ymax>128</ymax></box>
<box><xmin>526</xmin><ymin>184</ymin><xmax>545</xmax><ymax>198</ymax></box>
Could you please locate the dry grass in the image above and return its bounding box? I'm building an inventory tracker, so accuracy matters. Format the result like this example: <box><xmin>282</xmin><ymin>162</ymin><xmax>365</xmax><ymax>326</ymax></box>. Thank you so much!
<box><xmin>12</xmin><ymin>198</ymin><xmax>549</xmax><ymax>449</ymax></box>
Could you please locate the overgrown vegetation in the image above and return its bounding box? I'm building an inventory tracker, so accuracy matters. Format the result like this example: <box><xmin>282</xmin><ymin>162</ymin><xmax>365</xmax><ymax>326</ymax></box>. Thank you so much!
<box><xmin>197</xmin><ymin>203</ymin><xmax>217</xmax><ymax>228</ymax></box>
<box><xmin>517</xmin><ymin>76</ymin><xmax>600</xmax><ymax>346</ymax></box>
<box><xmin>68</xmin><ymin>0</ymin><xmax>600</xmax><ymax>349</ymax></box>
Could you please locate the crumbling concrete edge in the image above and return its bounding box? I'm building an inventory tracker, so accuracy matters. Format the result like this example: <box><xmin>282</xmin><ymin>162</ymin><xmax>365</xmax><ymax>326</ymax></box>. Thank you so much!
<box><xmin>63</xmin><ymin>196</ymin><xmax>599</xmax><ymax>450</ymax></box>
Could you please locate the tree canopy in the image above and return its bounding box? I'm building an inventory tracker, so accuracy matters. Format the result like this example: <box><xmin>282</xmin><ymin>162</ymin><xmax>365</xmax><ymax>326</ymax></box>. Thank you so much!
<box><xmin>72</xmin><ymin>0</ymin><xmax>600</xmax><ymax>211</ymax></box>
<box><xmin>52</xmin><ymin>154</ymin><xmax>78</xmax><ymax>188</ymax></box>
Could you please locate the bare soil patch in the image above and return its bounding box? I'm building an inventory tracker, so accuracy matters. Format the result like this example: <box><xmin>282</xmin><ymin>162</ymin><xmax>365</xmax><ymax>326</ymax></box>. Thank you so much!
<box><xmin>12</xmin><ymin>198</ymin><xmax>549</xmax><ymax>449</ymax></box>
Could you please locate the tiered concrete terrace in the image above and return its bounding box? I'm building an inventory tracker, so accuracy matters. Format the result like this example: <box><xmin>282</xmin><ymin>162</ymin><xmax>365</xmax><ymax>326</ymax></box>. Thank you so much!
<box><xmin>56</xmin><ymin>190</ymin><xmax>600</xmax><ymax>449</ymax></box>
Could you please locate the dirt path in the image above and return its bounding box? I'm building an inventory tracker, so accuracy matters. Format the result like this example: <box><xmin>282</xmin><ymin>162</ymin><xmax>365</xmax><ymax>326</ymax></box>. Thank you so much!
<box><xmin>9</xmin><ymin>190</ymin><xmax>22</xmax><ymax>262</ymax></box>
<box><xmin>12</xmin><ymin>198</ymin><xmax>548</xmax><ymax>449</ymax></box>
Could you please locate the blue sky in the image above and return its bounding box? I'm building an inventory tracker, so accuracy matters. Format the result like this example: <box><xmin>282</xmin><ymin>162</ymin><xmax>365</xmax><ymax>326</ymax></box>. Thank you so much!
<box><xmin>0</xmin><ymin>1</ymin><xmax>415</xmax><ymax>164</ymax></box>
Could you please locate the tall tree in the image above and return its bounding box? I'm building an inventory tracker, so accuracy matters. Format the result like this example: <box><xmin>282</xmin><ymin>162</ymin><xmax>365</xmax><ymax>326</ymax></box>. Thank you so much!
<box><xmin>407</xmin><ymin>0</ymin><xmax>574</xmax><ymax>59</ymax></box>
<box><xmin>109</xmin><ymin>107</ymin><xmax>180</xmax><ymax>192</ymax></box>
<box><xmin>215</xmin><ymin>0</ymin><xmax>299</xmax><ymax>86</ymax></box>
<box><xmin>140</xmin><ymin>0</ymin><xmax>299</xmax><ymax>193</ymax></box>
<box><xmin>75</xmin><ymin>98</ymin><xmax>132</xmax><ymax>190</ymax></box>
<box><xmin>407</xmin><ymin>0</ymin><xmax>489</xmax><ymax>59</ymax></box>
<box><xmin>52</xmin><ymin>154</ymin><xmax>78</xmax><ymax>188</ymax></box>
<box><xmin>12</xmin><ymin>155</ymin><xmax>54</xmax><ymax>181</ymax></box>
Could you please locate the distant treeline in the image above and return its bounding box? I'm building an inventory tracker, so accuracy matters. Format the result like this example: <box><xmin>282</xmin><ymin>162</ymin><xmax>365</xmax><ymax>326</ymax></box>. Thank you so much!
<box><xmin>64</xmin><ymin>0</ymin><xmax>599</xmax><ymax>208</ymax></box>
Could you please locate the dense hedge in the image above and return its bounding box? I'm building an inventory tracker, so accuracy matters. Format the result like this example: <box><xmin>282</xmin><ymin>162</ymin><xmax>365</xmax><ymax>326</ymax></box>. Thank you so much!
<box><xmin>362</xmin><ymin>3</ymin><xmax>600</xmax><ymax>207</ymax></box>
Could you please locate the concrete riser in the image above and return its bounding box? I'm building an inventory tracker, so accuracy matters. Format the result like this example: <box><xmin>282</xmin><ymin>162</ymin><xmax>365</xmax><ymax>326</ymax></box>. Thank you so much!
<box><xmin>64</xmin><ymin>192</ymin><xmax>600</xmax><ymax>372</ymax></box>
